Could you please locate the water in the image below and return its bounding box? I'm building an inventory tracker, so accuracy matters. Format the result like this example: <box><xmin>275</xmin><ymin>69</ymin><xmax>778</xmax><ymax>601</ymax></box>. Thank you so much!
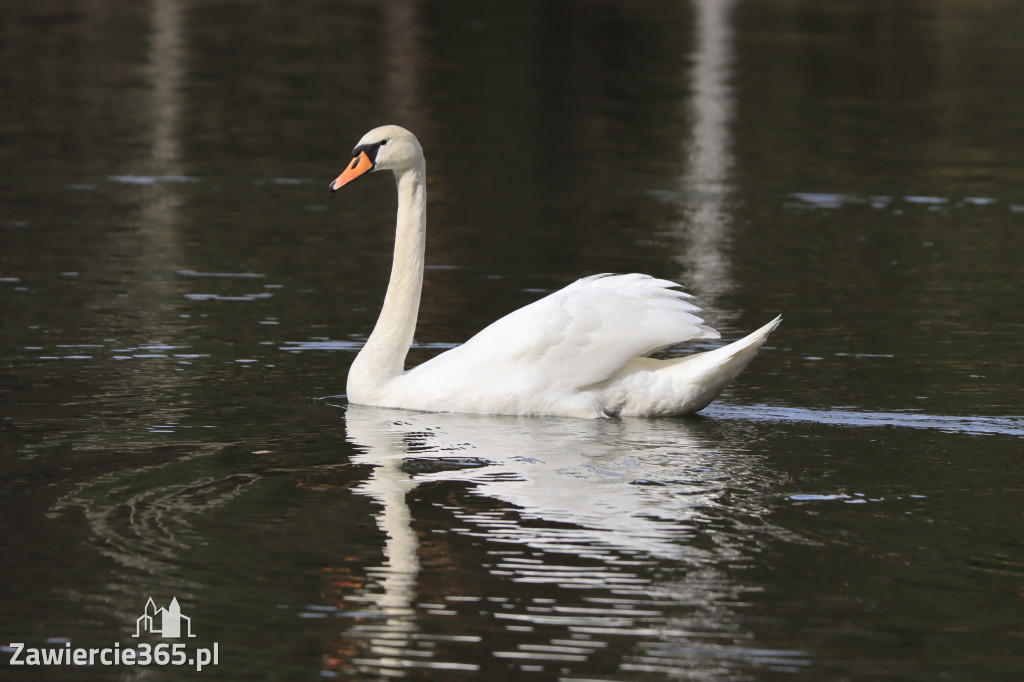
<box><xmin>2</xmin><ymin>0</ymin><xmax>1023</xmax><ymax>680</ymax></box>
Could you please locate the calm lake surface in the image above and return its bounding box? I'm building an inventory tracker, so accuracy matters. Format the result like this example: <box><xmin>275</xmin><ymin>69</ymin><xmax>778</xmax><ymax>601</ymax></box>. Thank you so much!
<box><xmin>2</xmin><ymin>1</ymin><xmax>1023</xmax><ymax>680</ymax></box>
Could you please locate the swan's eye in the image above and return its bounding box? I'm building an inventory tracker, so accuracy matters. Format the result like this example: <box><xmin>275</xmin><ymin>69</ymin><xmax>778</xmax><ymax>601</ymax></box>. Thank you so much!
<box><xmin>379</xmin><ymin>139</ymin><xmax>388</xmax><ymax>146</ymax></box>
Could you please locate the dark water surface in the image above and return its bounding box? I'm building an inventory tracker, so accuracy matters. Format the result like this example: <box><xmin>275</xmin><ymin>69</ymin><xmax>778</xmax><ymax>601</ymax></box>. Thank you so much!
<box><xmin>2</xmin><ymin>1</ymin><xmax>1023</xmax><ymax>680</ymax></box>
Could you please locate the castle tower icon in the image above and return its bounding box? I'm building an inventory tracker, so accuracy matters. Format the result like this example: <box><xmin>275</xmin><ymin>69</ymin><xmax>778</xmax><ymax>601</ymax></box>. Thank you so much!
<box><xmin>133</xmin><ymin>597</ymin><xmax>195</xmax><ymax>638</ymax></box>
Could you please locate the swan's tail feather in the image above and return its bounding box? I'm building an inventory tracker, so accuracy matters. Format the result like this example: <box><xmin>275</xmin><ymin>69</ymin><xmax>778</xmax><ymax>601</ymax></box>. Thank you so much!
<box><xmin>670</xmin><ymin>315</ymin><xmax>781</xmax><ymax>413</ymax></box>
<box><xmin>608</xmin><ymin>315</ymin><xmax>781</xmax><ymax>417</ymax></box>
<box><xmin>703</xmin><ymin>315</ymin><xmax>781</xmax><ymax>363</ymax></box>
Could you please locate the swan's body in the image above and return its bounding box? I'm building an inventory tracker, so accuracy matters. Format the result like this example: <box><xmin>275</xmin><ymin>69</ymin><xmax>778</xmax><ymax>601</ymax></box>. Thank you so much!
<box><xmin>331</xmin><ymin>125</ymin><xmax>780</xmax><ymax>419</ymax></box>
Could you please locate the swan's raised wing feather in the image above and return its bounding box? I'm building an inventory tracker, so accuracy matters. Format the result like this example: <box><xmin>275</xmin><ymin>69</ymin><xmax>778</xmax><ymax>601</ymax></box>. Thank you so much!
<box><xmin>415</xmin><ymin>274</ymin><xmax>719</xmax><ymax>393</ymax></box>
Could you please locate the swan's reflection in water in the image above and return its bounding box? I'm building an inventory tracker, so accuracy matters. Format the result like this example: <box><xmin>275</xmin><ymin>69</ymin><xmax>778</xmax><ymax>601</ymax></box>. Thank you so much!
<box><xmin>44</xmin><ymin>402</ymin><xmax>805</xmax><ymax>678</ymax></box>
<box><xmin>339</xmin><ymin>404</ymin><xmax>805</xmax><ymax>678</ymax></box>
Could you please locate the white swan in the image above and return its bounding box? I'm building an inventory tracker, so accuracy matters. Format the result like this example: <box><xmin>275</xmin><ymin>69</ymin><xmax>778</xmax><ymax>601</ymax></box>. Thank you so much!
<box><xmin>330</xmin><ymin>125</ymin><xmax>780</xmax><ymax>419</ymax></box>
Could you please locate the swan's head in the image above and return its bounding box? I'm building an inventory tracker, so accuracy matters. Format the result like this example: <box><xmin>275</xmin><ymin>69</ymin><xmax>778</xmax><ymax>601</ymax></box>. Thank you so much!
<box><xmin>329</xmin><ymin>125</ymin><xmax>422</xmax><ymax>192</ymax></box>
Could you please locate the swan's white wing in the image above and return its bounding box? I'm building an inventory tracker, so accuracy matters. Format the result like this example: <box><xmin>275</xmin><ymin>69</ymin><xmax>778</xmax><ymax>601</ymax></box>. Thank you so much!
<box><xmin>411</xmin><ymin>274</ymin><xmax>719</xmax><ymax>395</ymax></box>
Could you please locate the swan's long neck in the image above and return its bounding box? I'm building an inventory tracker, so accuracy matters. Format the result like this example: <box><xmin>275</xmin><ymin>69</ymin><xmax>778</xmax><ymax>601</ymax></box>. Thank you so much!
<box><xmin>348</xmin><ymin>160</ymin><xmax>427</xmax><ymax>397</ymax></box>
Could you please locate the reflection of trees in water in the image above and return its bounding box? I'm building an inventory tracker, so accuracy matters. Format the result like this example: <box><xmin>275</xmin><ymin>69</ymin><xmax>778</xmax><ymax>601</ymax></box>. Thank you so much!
<box><xmin>42</xmin><ymin>0</ymin><xmax>220</xmax><ymax>631</ymax></box>
<box><xmin>676</xmin><ymin>0</ymin><xmax>738</xmax><ymax>317</ymax></box>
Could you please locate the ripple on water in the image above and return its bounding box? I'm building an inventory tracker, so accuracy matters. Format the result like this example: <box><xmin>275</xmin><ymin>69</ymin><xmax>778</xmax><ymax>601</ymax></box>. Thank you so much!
<box><xmin>176</xmin><ymin>269</ymin><xmax>266</xmax><ymax>278</ymax></box>
<box><xmin>26</xmin><ymin>341</ymin><xmax>210</xmax><ymax>363</ymax></box>
<box><xmin>107</xmin><ymin>175</ymin><xmax>202</xmax><ymax>185</ymax></box>
<box><xmin>787</xmin><ymin>191</ymin><xmax>1010</xmax><ymax>212</ymax></box>
<box><xmin>704</xmin><ymin>404</ymin><xmax>1024</xmax><ymax>437</ymax></box>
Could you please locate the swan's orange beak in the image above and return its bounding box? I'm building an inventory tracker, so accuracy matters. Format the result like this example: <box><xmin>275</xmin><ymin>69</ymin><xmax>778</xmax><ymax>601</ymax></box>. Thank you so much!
<box><xmin>329</xmin><ymin>151</ymin><xmax>374</xmax><ymax>192</ymax></box>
